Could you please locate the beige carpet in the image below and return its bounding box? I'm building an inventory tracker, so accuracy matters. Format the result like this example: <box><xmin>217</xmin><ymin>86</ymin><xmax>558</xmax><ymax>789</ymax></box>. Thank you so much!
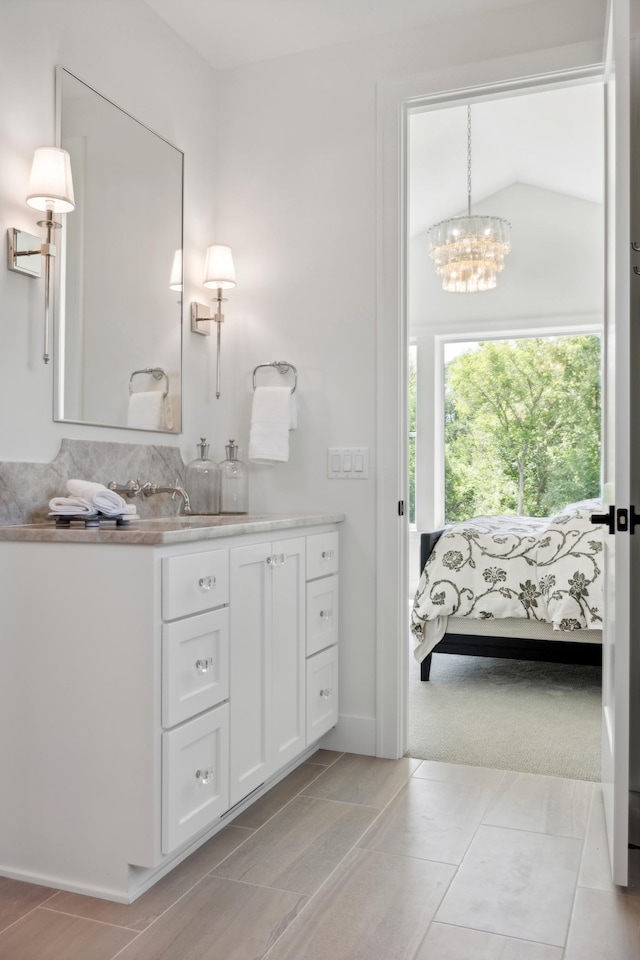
<box><xmin>408</xmin><ymin>651</ymin><xmax>601</xmax><ymax>781</ymax></box>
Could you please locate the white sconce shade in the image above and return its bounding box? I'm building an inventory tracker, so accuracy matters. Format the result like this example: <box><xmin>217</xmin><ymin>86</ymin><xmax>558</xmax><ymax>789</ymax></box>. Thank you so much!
<box><xmin>26</xmin><ymin>147</ymin><xmax>75</xmax><ymax>213</ymax></box>
<box><xmin>204</xmin><ymin>244</ymin><xmax>236</xmax><ymax>289</ymax></box>
<box><xmin>169</xmin><ymin>249</ymin><xmax>183</xmax><ymax>291</ymax></box>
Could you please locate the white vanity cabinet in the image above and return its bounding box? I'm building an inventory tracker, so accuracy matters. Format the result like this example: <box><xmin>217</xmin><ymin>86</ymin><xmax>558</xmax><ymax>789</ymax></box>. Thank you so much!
<box><xmin>0</xmin><ymin>516</ymin><xmax>340</xmax><ymax>903</ymax></box>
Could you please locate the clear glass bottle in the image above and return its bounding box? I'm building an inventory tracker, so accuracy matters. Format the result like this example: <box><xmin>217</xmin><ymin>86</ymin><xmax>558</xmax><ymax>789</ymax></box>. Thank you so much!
<box><xmin>184</xmin><ymin>438</ymin><xmax>220</xmax><ymax>514</ymax></box>
<box><xmin>219</xmin><ymin>439</ymin><xmax>248</xmax><ymax>514</ymax></box>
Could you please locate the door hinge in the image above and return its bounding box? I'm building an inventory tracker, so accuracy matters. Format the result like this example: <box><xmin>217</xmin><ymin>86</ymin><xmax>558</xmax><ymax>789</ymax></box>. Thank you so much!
<box><xmin>398</xmin><ymin>500</ymin><xmax>405</xmax><ymax>516</ymax></box>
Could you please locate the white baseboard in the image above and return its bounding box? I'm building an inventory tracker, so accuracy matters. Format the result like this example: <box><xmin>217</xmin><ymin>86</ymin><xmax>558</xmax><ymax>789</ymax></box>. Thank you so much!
<box><xmin>320</xmin><ymin>714</ymin><xmax>376</xmax><ymax>755</ymax></box>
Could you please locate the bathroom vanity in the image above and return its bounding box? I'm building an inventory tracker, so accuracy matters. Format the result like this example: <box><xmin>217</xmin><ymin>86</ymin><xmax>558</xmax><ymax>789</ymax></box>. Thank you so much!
<box><xmin>0</xmin><ymin>513</ymin><xmax>342</xmax><ymax>902</ymax></box>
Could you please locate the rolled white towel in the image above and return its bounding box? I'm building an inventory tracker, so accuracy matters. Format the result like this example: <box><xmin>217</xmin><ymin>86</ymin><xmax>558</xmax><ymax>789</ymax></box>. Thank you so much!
<box><xmin>49</xmin><ymin>496</ymin><xmax>98</xmax><ymax>517</ymax></box>
<box><xmin>66</xmin><ymin>479</ymin><xmax>128</xmax><ymax>516</ymax></box>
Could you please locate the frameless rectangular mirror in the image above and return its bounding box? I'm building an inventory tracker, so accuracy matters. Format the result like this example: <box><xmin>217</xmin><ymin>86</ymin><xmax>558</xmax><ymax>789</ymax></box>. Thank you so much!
<box><xmin>54</xmin><ymin>66</ymin><xmax>183</xmax><ymax>432</ymax></box>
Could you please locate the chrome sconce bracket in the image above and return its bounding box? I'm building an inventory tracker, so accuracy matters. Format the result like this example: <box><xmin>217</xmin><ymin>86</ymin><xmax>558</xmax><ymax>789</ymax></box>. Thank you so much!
<box><xmin>191</xmin><ymin>301</ymin><xmax>213</xmax><ymax>336</ymax></box>
<box><xmin>7</xmin><ymin>227</ymin><xmax>43</xmax><ymax>278</ymax></box>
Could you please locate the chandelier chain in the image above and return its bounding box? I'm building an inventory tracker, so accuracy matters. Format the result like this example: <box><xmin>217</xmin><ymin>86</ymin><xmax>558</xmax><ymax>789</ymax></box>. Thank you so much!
<box><xmin>467</xmin><ymin>104</ymin><xmax>472</xmax><ymax>217</ymax></box>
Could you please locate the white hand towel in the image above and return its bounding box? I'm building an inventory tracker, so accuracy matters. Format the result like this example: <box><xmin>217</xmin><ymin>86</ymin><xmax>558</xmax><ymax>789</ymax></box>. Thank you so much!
<box><xmin>248</xmin><ymin>387</ymin><xmax>295</xmax><ymax>464</ymax></box>
<box><xmin>127</xmin><ymin>391</ymin><xmax>171</xmax><ymax>430</ymax></box>
<box><xmin>66</xmin><ymin>480</ymin><xmax>128</xmax><ymax>516</ymax></box>
<box><xmin>49</xmin><ymin>496</ymin><xmax>98</xmax><ymax>516</ymax></box>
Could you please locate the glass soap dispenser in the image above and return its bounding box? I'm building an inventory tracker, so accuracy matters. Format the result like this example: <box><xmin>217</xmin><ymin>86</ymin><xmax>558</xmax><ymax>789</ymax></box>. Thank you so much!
<box><xmin>219</xmin><ymin>439</ymin><xmax>248</xmax><ymax>514</ymax></box>
<box><xmin>184</xmin><ymin>438</ymin><xmax>220</xmax><ymax>514</ymax></box>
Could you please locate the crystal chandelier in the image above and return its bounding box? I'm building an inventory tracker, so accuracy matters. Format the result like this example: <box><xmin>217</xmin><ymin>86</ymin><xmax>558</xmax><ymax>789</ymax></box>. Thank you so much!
<box><xmin>428</xmin><ymin>105</ymin><xmax>511</xmax><ymax>293</ymax></box>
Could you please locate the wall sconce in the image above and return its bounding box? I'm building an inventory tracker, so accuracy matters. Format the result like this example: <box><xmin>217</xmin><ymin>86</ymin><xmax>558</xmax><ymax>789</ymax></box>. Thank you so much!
<box><xmin>191</xmin><ymin>243</ymin><xmax>236</xmax><ymax>399</ymax></box>
<box><xmin>7</xmin><ymin>146</ymin><xmax>75</xmax><ymax>364</ymax></box>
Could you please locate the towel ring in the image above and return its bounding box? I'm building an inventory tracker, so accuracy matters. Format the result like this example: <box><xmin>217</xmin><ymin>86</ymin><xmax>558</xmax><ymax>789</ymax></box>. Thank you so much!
<box><xmin>252</xmin><ymin>361</ymin><xmax>298</xmax><ymax>394</ymax></box>
<box><xmin>129</xmin><ymin>367</ymin><xmax>169</xmax><ymax>399</ymax></box>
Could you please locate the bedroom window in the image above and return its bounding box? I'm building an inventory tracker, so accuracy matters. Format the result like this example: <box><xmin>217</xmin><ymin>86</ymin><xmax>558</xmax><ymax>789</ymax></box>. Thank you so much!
<box><xmin>443</xmin><ymin>334</ymin><xmax>601</xmax><ymax>522</ymax></box>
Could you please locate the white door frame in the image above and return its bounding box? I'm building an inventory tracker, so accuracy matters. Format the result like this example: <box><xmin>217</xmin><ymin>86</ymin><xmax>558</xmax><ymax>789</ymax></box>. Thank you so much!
<box><xmin>375</xmin><ymin>41</ymin><xmax>605</xmax><ymax>759</ymax></box>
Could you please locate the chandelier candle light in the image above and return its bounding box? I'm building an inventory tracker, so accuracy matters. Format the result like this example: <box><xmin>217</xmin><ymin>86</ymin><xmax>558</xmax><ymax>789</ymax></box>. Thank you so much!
<box><xmin>428</xmin><ymin>105</ymin><xmax>511</xmax><ymax>293</ymax></box>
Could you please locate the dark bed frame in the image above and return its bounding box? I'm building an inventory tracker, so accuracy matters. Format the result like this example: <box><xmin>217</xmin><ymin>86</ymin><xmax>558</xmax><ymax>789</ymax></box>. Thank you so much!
<box><xmin>417</xmin><ymin>530</ymin><xmax>603</xmax><ymax>680</ymax></box>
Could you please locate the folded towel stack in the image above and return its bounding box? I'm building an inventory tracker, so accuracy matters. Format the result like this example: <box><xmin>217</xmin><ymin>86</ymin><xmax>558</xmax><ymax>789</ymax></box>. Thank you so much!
<box><xmin>49</xmin><ymin>480</ymin><xmax>134</xmax><ymax>518</ymax></box>
<box><xmin>48</xmin><ymin>496</ymin><xmax>98</xmax><ymax>517</ymax></box>
<box><xmin>248</xmin><ymin>387</ymin><xmax>297</xmax><ymax>464</ymax></box>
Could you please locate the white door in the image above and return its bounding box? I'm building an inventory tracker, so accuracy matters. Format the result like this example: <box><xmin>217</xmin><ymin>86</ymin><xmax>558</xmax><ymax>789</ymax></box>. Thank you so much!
<box><xmin>229</xmin><ymin>541</ymin><xmax>272</xmax><ymax>807</ymax></box>
<box><xmin>600</xmin><ymin>0</ymin><xmax>632</xmax><ymax>886</ymax></box>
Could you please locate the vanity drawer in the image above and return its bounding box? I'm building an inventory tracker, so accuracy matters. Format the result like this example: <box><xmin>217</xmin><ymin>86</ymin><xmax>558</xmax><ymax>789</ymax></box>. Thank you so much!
<box><xmin>306</xmin><ymin>575</ymin><xmax>338</xmax><ymax>657</ymax></box>
<box><xmin>306</xmin><ymin>532</ymin><xmax>339</xmax><ymax>581</ymax></box>
<box><xmin>162</xmin><ymin>608</ymin><xmax>229</xmax><ymax>728</ymax></box>
<box><xmin>162</xmin><ymin>549</ymin><xmax>229</xmax><ymax>621</ymax></box>
<box><xmin>306</xmin><ymin>645</ymin><xmax>338</xmax><ymax>743</ymax></box>
<box><xmin>162</xmin><ymin>703</ymin><xmax>229</xmax><ymax>854</ymax></box>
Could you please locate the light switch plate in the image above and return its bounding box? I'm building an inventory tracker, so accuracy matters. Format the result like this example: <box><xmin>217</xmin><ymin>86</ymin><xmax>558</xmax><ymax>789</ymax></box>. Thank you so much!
<box><xmin>327</xmin><ymin>447</ymin><xmax>369</xmax><ymax>479</ymax></box>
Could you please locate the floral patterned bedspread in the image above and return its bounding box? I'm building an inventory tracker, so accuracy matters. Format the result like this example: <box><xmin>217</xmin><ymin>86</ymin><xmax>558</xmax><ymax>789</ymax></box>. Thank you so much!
<box><xmin>411</xmin><ymin>499</ymin><xmax>604</xmax><ymax>661</ymax></box>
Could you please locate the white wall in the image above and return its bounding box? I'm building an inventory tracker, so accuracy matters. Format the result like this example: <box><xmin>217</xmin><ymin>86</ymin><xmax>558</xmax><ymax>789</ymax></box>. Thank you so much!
<box><xmin>0</xmin><ymin>0</ymin><xmax>607</xmax><ymax>753</ymax></box>
<box><xmin>215</xmin><ymin>0</ymin><xmax>607</xmax><ymax>749</ymax></box>
<box><xmin>0</xmin><ymin>0</ymin><xmax>235</xmax><ymax>465</ymax></box>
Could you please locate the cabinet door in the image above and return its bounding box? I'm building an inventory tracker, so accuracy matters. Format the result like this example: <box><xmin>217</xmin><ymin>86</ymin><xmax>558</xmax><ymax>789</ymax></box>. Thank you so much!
<box><xmin>306</xmin><ymin>645</ymin><xmax>338</xmax><ymax>743</ymax></box>
<box><xmin>229</xmin><ymin>541</ymin><xmax>272</xmax><ymax>807</ymax></box>
<box><xmin>271</xmin><ymin>538</ymin><xmax>306</xmax><ymax>770</ymax></box>
<box><xmin>162</xmin><ymin>703</ymin><xmax>229</xmax><ymax>854</ymax></box>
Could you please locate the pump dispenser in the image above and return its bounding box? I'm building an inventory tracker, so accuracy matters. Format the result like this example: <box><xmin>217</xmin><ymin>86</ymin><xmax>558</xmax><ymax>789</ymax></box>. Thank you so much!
<box><xmin>184</xmin><ymin>438</ymin><xmax>221</xmax><ymax>514</ymax></box>
<box><xmin>219</xmin><ymin>439</ymin><xmax>248</xmax><ymax>514</ymax></box>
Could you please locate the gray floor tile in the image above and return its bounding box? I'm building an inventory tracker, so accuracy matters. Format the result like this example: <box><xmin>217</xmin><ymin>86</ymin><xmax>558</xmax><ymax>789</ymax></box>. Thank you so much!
<box><xmin>213</xmin><ymin>795</ymin><xmax>377</xmax><ymax>895</ymax></box>
<box><xmin>307</xmin><ymin>749</ymin><xmax>343</xmax><ymax>766</ymax></box>
<box><xmin>0</xmin><ymin>907</ymin><xmax>135</xmax><ymax>960</ymax></box>
<box><xmin>0</xmin><ymin>877</ymin><xmax>57</xmax><ymax>935</ymax></box>
<box><xmin>114</xmin><ymin>876</ymin><xmax>305</xmax><ymax>960</ymax></box>
<box><xmin>413</xmin><ymin>759</ymin><xmax>506</xmax><ymax>790</ymax></box>
<box><xmin>435</xmin><ymin>824</ymin><xmax>582</xmax><ymax>946</ymax></box>
<box><xmin>233</xmin><ymin>763</ymin><xmax>324</xmax><ymax>829</ymax></box>
<box><xmin>578</xmin><ymin>787</ymin><xmax>640</xmax><ymax>895</ymax></box>
<box><xmin>564</xmin><ymin>886</ymin><xmax>640</xmax><ymax>959</ymax></box>
<box><xmin>482</xmin><ymin>771</ymin><xmax>593</xmax><ymax>838</ymax></box>
<box><xmin>416</xmin><ymin>923</ymin><xmax>564</xmax><ymax>959</ymax></box>
<box><xmin>45</xmin><ymin>825</ymin><xmax>253</xmax><ymax>932</ymax></box>
<box><xmin>359</xmin><ymin>775</ymin><xmax>496</xmax><ymax>864</ymax></box>
<box><xmin>301</xmin><ymin>753</ymin><xmax>419</xmax><ymax>808</ymax></box>
<box><xmin>264</xmin><ymin>848</ymin><xmax>455</xmax><ymax>960</ymax></box>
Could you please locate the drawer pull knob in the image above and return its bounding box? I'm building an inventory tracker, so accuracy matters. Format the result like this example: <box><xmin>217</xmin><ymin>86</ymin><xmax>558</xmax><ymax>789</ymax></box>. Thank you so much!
<box><xmin>321</xmin><ymin>550</ymin><xmax>335</xmax><ymax>560</ymax></box>
<box><xmin>195</xmin><ymin>768</ymin><xmax>215</xmax><ymax>785</ymax></box>
<box><xmin>319</xmin><ymin>688</ymin><xmax>332</xmax><ymax>698</ymax></box>
<box><xmin>266</xmin><ymin>554</ymin><xmax>286</xmax><ymax>566</ymax></box>
<box><xmin>195</xmin><ymin>657</ymin><xmax>214</xmax><ymax>673</ymax></box>
<box><xmin>198</xmin><ymin>576</ymin><xmax>216</xmax><ymax>591</ymax></box>
<box><xmin>319</xmin><ymin>610</ymin><xmax>332</xmax><ymax>620</ymax></box>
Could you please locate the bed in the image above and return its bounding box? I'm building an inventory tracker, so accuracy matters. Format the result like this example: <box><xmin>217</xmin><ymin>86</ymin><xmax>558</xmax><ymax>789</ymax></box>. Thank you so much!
<box><xmin>411</xmin><ymin>499</ymin><xmax>603</xmax><ymax>680</ymax></box>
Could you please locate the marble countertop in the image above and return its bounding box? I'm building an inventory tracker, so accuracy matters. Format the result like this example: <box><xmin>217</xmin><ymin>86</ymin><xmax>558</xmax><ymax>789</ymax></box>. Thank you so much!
<box><xmin>0</xmin><ymin>513</ymin><xmax>344</xmax><ymax>545</ymax></box>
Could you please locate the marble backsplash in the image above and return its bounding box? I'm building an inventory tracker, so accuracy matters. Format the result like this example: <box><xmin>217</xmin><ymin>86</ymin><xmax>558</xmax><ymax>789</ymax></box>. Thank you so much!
<box><xmin>0</xmin><ymin>438</ymin><xmax>187</xmax><ymax>525</ymax></box>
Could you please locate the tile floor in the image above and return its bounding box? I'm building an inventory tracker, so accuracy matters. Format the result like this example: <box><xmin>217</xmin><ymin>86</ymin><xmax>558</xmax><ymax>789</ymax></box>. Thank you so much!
<box><xmin>1</xmin><ymin>750</ymin><xmax>639</xmax><ymax>960</ymax></box>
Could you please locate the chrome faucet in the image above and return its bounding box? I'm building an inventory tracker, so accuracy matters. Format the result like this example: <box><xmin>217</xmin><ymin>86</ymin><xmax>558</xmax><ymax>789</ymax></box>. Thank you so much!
<box><xmin>141</xmin><ymin>480</ymin><xmax>192</xmax><ymax>514</ymax></box>
<box><xmin>108</xmin><ymin>479</ymin><xmax>142</xmax><ymax>498</ymax></box>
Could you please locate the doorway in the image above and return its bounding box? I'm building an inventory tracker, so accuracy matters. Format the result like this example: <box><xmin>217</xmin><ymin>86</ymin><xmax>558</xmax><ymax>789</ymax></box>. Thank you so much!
<box><xmin>373</xmin><ymin>50</ymin><xmax>608</xmax><ymax>762</ymax></box>
<box><xmin>404</xmin><ymin>81</ymin><xmax>605</xmax><ymax>778</ymax></box>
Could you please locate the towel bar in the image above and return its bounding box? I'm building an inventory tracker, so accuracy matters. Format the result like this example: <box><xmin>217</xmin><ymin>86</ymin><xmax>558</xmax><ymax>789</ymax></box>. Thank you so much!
<box><xmin>129</xmin><ymin>367</ymin><xmax>169</xmax><ymax>398</ymax></box>
<box><xmin>252</xmin><ymin>361</ymin><xmax>298</xmax><ymax>394</ymax></box>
